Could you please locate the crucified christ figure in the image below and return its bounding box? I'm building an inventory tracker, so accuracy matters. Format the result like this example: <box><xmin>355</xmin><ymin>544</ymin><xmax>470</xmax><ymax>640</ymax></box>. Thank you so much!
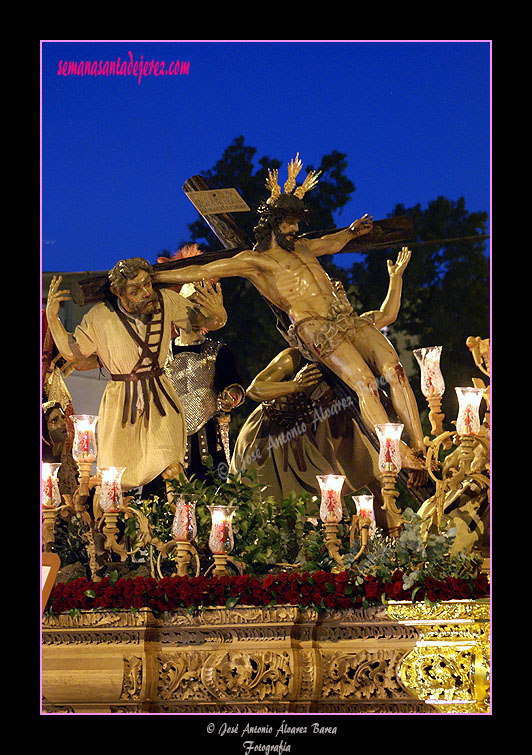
<box><xmin>155</xmin><ymin>156</ymin><xmax>425</xmax><ymax>470</ymax></box>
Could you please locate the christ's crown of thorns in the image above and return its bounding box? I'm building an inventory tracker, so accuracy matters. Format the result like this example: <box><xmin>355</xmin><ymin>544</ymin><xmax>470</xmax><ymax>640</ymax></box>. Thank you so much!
<box><xmin>265</xmin><ymin>153</ymin><xmax>321</xmax><ymax>201</ymax></box>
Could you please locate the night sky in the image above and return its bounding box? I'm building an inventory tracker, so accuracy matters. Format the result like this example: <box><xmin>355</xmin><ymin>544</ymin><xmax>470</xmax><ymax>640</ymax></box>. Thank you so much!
<box><xmin>41</xmin><ymin>40</ymin><xmax>491</xmax><ymax>274</ymax></box>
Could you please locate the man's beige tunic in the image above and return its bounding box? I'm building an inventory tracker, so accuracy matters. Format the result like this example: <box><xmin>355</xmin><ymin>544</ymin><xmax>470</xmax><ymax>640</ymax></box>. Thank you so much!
<box><xmin>71</xmin><ymin>289</ymin><xmax>193</xmax><ymax>490</ymax></box>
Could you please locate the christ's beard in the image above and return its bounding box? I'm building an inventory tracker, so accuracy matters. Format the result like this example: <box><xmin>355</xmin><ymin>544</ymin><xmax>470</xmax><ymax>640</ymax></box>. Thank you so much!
<box><xmin>274</xmin><ymin>227</ymin><xmax>297</xmax><ymax>252</ymax></box>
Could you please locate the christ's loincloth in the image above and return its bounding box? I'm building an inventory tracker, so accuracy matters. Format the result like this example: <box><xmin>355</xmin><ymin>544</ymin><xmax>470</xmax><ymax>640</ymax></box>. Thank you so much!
<box><xmin>286</xmin><ymin>282</ymin><xmax>378</xmax><ymax>361</ymax></box>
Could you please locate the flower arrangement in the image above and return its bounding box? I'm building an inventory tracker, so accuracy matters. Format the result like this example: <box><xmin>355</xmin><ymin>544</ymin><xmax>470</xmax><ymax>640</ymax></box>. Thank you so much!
<box><xmin>46</xmin><ymin>463</ymin><xmax>489</xmax><ymax>616</ymax></box>
<box><xmin>47</xmin><ymin>567</ymin><xmax>489</xmax><ymax>617</ymax></box>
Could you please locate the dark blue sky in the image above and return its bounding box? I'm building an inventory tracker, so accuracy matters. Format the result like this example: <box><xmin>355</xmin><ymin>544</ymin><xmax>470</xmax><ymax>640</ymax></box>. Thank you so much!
<box><xmin>41</xmin><ymin>40</ymin><xmax>491</xmax><ymax>273</ymax></box>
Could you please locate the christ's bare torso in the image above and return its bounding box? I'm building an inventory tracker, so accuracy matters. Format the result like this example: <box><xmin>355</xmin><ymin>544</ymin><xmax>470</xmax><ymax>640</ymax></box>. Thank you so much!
<box><xmin>243</xmin><ymin>242</ymin><xmax>338</xmax><ymax>323</ymax></box>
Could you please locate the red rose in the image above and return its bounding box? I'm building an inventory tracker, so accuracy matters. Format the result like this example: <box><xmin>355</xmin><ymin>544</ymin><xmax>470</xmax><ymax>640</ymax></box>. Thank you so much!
<box><xmin>285</xmin><ymin>590</ymin><xmax>301</xmax><ymax>605</ymax></box>
<box><xmin>457</xmin><ymin>580</ymin><xmax>472</xmax><ymax>599</ymax></box>
<box><xmin>365</xmin><ymin>581</ymin><xmax>379</xmax><ymax>599</ymax></box>
<box><xmin>474</xmin><ymin>574</ymin><xmax>489</xmax><ymax>596</ymax></box>
<box><xmin>439</xmin><ymin>585</ymin><xmax>453</xmax><ymax>601</ymax></box>
<box><xmin>392</xmin><ymin>581</ymin><xmax>404</xmax><ymax>598</ymax></box>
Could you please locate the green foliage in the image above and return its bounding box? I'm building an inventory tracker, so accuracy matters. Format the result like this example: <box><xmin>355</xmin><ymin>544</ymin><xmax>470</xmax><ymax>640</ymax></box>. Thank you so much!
<box><xmin>140</xmin><ymin>458</ymin><xmax>351</xmax><ymax>575</ymax></box>
<box><xmin>52</xmin><ymin>513</ymin><xmax>93</xmax><ymax>568</ymax></box>
<box><xmin>349</xmin><ymin>508</ymin><xmax>481</xmax><ymax>587</ymax></box>
<box><xmin>161</xmin><ymin>460</ymin><xmax>312</xmax><ymax>573</ymax></box>
<box><xmin>183</xmin><ymin>136</ymin><xmax>356</xmax><ymax>253</ymax></box>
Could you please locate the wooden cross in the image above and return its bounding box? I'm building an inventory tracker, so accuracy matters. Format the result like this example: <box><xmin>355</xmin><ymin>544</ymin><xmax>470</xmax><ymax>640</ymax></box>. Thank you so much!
<box><xmin>70</xmin><ymin>175</ymin><xmax>414</xmax><ymax>307</ymax></box>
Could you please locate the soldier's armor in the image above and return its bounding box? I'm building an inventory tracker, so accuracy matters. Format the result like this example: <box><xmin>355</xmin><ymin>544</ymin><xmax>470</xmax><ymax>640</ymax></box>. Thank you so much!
<box><xmin>164</xmin><ymin>339</ymin><xmax>223</xmax><ymax>436</ymax></box>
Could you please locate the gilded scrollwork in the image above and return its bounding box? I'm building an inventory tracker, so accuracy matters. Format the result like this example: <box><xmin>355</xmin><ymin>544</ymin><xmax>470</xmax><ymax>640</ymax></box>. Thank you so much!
<box><xmin>121</xmin><ymin>656</ymin><xmax>143</xmax><ymax>700</ymax></box>
<box><xmin>323</xmin><ymin>650</ymin><xmax>407</xmax><ymax>700</ymax></box>
<box><xmin>42</xmin><ymin>601</ymin><xmax>489</xmax><ymax>713</ymax></box>
<box><xmin>202</xmin><ymin>650</ymin><xmax>292</xmax><ymax>701</ymax></box>
<box><xmin>399</xmin><ymin>647</ymin><xmax>475</xmax><ymax>702</ymax></box>
<box><xmin>387</xmin><ymin>600</ymin><xmax>490</xmax><ymax>713</ymax></box>
<box><xmin>387</xmin><ymin>598</ymin><xmax>489</xmax><ymax>624</ymax></box>
<box><xmin>158</xmin><ymin>653</ymin><xmax>207</xmax><ymax>701</ymax></box>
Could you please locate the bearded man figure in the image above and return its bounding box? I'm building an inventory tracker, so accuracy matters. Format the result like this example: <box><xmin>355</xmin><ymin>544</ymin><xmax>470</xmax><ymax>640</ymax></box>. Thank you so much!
<box><xmin>155</xmin><ymin>155</ymin><xmax>425</xmax><ymax>471</ymax></box>
<box><xmin>46</xmin><ymin>257</ymin><xmax>227</xmax><ymax>496</ymax></box>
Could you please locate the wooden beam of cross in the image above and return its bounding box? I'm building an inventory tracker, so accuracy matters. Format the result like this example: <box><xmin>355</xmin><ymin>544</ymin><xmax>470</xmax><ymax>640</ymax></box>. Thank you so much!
<box><xmin>69</xmin><ymin>176</ymin><xmax>414</xmax><ymax>307</ymax></box>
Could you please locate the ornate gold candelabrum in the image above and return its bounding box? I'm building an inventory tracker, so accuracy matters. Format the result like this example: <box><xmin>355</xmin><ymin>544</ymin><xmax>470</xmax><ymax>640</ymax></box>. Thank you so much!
<box><xmin>42</xmin><ymin>462</ymin><xmax>62</xmax><ymax>551</ymax></box>
<box><xmin>207</xmin><ymin>504</ymin><xmax>238</xmax><ymax>576</ymax></box>
<box><xmin>375</xmin><ymin>423</ymin><xmax>404</xmax><ymax>537</ymax></box>
<box><xmin>316</xmin><ymin>475</ymin><xmax>346</xmax><ymax>572</ymax></box>
<box><xmin>413</xmin><ymin>346</ymin><xmax>451</xmax><ymax>448</ymax></box>
<box><xmin>94</xmin><ymin>465</ymin><xmax>159</xmax><ymax>569</ymax></box>
<box><xmin>422</xmin><ymin>385</ymin><xmax>489</xmax><ymax>541</ymax></box>
<box><xmin>350</xmin><ymin>494</ymin><xmax>376</xmax><ymax>560</ymax></box>
<box><xmin>71</xmin><ymin>414</ymin><xmax>99</xmax><ymax>496</ymax></box>
<box><xmin>40</xmin><ymin>415</ymin><xmax>102</xmax><ymax>576</ymax></box>
<box><xmin>167</xmin><ymin>494</ymin><xmax>200</xmax><ymax>577</ymax></box>
<box><xmin>97</xmin><ymin>466</ymin><xmax>128</xmax><ymax>560</ymax></box>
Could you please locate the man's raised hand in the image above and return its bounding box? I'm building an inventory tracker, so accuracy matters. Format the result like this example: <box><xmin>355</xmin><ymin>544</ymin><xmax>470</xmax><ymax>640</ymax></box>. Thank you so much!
<box><xmin>46</xmin><ymin>276</ymin><xmax>71</xmax><ymax>319</ymax></box>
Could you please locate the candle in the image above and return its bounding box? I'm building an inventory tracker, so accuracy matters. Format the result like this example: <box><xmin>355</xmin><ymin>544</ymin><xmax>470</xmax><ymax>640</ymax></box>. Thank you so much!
<box><xmin>42</xmin><ymin>462</ymin><xmax>61</xmax><ymax>508</ymax></box>
<box><xmin>413</xmin><ymin>346</ymin><xmax>445</xmax><ymax>398</ymax></box>
<box><xmin>455</xmin><ymin>387</ymin><xmax>484</xmax><ymax>436</ymax></box>
<box><xmin>375</xmin><ymin>423</ymin><xmax>404</xmax><ymax>474</ymax></box>
<box><xmin>172</xmin><ymin>495</ymin><xmax>198</xmax><ymax>542</ymax></box>
<box><xmin>98</xmin><ymin>467</ymin><xmax>126</xmax><ymax>512</ymax></box>
<box><xmin>353</xmin><ymin>494</ymin><xmax>376</xmax><ymax>536</ymax></box>
<box><xmin>71</xmin><ymin>415</ymin><xmax>98</xmax><ymax>463</ymax></box>
<box><xmin>316</xmin><ymin>474</ymin><xmax>345</xmax><ymax>523</ymax></box>
<box><xmin>208</xmin><ymin>505</ymin><xmax>237</xmax><ymax>555</ymax></box>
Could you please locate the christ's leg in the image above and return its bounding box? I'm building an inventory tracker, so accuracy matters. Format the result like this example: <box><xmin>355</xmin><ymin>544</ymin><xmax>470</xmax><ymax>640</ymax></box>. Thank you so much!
<box><xmin>354</xmin><ymin>325</ymin><xmax>425</xmax><ymax>454</ymax></box>
<box><xmin>315</xmin><ymin>339</ymin><xmax>424</xmax><ymax>469</ymax></box>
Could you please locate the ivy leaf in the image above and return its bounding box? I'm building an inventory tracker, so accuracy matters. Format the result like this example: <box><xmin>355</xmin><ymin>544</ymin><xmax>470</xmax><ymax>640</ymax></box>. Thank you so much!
<box><xmin>411</xmin><ymin>585</ymin><xmax>422</xmax><ymax>602</ymax></box>
<box><xmin>109</xmin><ymin>569</ymin><xmax>119</xmax><ymax>585</ymax></box>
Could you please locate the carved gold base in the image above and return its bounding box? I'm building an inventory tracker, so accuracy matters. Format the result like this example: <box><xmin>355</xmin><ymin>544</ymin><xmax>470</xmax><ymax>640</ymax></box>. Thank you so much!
<box><xmin>387</xmin><ymin>599</ymin><xmax>490</xmax><ymax>713</ymax></box>
<box><xmin>42</xmin><ymin>600</ymin><xmax>489</xmax><ymax>714</ymax></box>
